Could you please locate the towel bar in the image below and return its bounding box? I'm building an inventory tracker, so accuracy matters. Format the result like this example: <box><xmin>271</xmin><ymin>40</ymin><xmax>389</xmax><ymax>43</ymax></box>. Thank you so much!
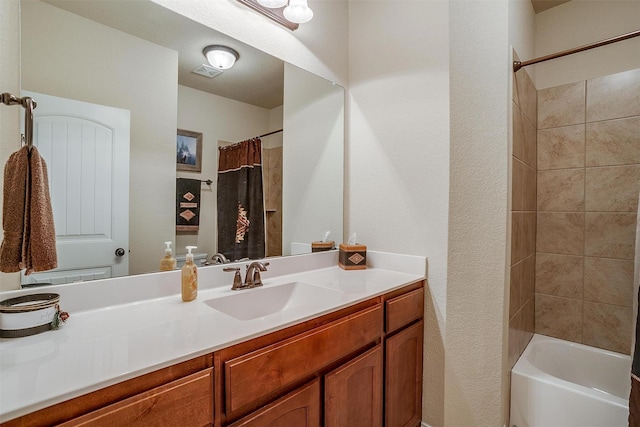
<box><xmin>1</xmin><ymin>92</ymin><xmax>37</xmax><ymax>151</ymax></box>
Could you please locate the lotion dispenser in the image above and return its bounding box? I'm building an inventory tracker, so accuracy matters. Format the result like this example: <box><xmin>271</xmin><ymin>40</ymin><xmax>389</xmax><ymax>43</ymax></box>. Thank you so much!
<box><xmin>159</xmin><ymin>241</ymin><xmax>177</xmax><ymax>271</ymax></box>
<box><xmin>181</xmin><ymin>246</ymin><xmax>198</xmax><ymax>302</ymax></box>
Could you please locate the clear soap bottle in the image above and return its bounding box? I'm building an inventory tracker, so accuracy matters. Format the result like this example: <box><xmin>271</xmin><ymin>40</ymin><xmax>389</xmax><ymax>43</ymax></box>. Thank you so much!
<box><xmin>181</xmin><ymin>246</ymin><xmax>198</xmax><ymax>302</ymax></box>
<box><xmin>159</xmin><ymin>241</ymin><xmax>177</xmax><ymax>271</ymax></box>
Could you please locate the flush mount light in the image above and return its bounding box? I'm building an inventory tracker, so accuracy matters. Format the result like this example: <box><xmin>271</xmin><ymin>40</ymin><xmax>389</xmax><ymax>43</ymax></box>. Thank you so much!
<box><xmin>283</xmin><ymin>0</ymin><xmax>313</xmax><ymax>24</ymax></box>
<box><xmin>203</xmin><ymin>45</ymin><xmax>240</xmax><ymax>70</ymax></box>
<box><xmin>257</xmin><ymin>0</ymin><xmax>287</xmax><ymax>8</ymax></box>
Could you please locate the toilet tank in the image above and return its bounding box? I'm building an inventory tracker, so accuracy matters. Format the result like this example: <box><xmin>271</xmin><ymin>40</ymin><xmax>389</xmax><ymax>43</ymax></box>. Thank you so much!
<box><xmin>175</xmin><ymin>253</ymin><xmax>208</xmax><ymax>268</ymax></box>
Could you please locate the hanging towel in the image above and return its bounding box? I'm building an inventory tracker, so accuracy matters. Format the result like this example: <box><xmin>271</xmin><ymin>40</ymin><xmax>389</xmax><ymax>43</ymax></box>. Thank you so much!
<box><xmin>176</xmin><ymin>178</ymin><xmax>201</xmax><ymax>231</ymax></box>
<box><xmin>0</xmin><ymin>145</ymin><xmax>57</xmax><ymax>275</ymax></box>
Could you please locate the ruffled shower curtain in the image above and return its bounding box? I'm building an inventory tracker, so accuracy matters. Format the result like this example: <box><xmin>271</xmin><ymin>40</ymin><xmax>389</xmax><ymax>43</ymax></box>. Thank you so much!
<box><xmin>217</xmin><ymin>138</ymin><xmax>265</xmax><ymax>261</ymax></box>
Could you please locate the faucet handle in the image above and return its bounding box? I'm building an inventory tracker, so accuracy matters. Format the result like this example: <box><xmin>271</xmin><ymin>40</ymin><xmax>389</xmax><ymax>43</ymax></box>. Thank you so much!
<box><xmin>223</xmin><ymin>267</ymin><xmax>243</xmax><ymax>290</ymax></box>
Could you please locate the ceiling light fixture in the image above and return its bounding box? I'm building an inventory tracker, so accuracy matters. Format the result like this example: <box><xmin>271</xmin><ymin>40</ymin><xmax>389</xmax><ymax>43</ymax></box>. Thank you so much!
<box><xmin>257</xmin><ymin>0</ymin><xmax>287</xmax><ymax>8</ymax></box>
<box><xmin>203</xmin><ymin>45</ymin><xmax>240</xmax><ymax>70</ymax></box>
<box><xmin>236</xmin><ymin>0</ymin><xmax>313</xmax><ymax>30</ymax></box>
<box><xmin>283</xmin><ymin>0</ymin><xmax>313</xmax><ymax>24</ymax></box>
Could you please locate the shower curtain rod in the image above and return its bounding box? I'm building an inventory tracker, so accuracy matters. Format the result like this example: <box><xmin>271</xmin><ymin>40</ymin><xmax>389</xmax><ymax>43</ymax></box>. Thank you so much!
<box><xmin>234</xmin><ymin>129</ymin><xmax>283</xmax><ymax>144</ymax></box>
<box><xmin>513</xmin><ymin>29</ymin><xmax>640</xmax><ymax>72</ymax></box>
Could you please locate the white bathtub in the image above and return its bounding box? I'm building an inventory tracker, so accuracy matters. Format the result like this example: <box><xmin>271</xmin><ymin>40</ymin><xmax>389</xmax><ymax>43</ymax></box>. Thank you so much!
<box><xmin>510</xmin><ymin>334</ymin><xmax>631</xmax><ymax>427</ymax></box>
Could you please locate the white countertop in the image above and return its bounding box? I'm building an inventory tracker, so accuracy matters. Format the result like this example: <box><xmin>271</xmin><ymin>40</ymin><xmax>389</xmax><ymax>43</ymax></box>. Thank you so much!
<box><xmin>0</xmin><ymin>251</ymin><xmax>425</xmax><ymax>422</ymax></box>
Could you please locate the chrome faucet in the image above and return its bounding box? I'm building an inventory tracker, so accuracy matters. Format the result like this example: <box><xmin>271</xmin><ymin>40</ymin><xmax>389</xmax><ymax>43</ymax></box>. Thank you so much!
<box><xmin>223</xmin><ymin>261</ymin><xmax>270</xmax><ymax>290</ymax></box>
<box><xmin>211</xmin><ymin>253</ymin><xmax>229</xmax><ymax>264</ymax></box>
<box><xmin>244</xmin><ymin>261</ymin><xmax>270</xmax><ymax>288</ymax></box>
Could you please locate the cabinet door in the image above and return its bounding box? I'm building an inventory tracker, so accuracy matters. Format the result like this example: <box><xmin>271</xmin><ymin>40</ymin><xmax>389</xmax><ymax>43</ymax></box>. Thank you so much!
<box><xmin>386</xmin><ymin>321</ymin><xmax>423</xmax><ymax>427</ymax></box>
<box><xmin>229</xmin><ymin>380</ymin><xmax>320</xmax><ymax>427</ymax></box>
<box><xmin>58</xmin><ymin>368</ymin><xmax>213</xmax><ymax>427</ymax></box>
<box><xmin>325</xmin><ymin>345</ymin><xmax>383</xmax><ymax>427</ymax></box>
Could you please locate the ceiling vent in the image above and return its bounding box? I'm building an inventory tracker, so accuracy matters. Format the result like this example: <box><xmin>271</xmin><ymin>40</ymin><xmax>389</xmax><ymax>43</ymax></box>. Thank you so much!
<box><xmin>192</xmin><ymin>64</ymin><xmax>223</xmax><ymax>79</ymax></box>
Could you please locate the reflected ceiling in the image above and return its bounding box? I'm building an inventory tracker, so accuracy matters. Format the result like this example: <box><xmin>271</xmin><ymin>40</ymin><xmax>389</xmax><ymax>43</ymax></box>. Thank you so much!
<box><xmin>43</xmin><ymin>0</ymin><xmax>284</xmax><ymax>109</ymax></box>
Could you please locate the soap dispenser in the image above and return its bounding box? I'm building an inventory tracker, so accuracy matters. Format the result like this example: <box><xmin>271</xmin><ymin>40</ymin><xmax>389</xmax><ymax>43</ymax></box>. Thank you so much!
<box><xmin>159</xmin><ymin>241</ymin><xmax>177</xmax><ymax>271</ymax></box>
<box><xmin>181</xmin><ymin>246</ymin><xmax>198</xmax><ymax>302</ymax></box>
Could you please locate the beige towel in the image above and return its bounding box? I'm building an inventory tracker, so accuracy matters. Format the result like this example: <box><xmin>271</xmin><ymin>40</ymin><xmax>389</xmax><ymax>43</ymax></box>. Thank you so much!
<box><xmin>0</xmin><ymin>145</ymin><xmax>57</xmax><ymax>274</ymax></box>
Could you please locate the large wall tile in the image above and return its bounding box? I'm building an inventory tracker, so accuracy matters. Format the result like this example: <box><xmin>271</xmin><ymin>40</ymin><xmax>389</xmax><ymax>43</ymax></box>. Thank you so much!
<box><xmin>586</xmin><ymin>69</ymin><xmax>640</xmax><ymax>123</ymax></box>
<box><xmin>535</xmin><ymin>253</ymin><xmax>583</xmax><ymax>298</ymax></box>
<box><xmin>513</xmin><ymin>102</ymin><xmax>525</xmax><ymax>162</ymax></box>
<box><xmin>586</xmin><ymin>165</ymin><xmax>640</xmax><ymax>212</ymax></box>
<box><xmin>521</xmin><ymin>254</ymin><xmax>535</xmax><ymax>307</ymax></box>
<box><xmin>514</xmin><ymin>107</ymin><xmax>537</xmax><ymax>167</ymax></box>
<box><xmin>537</xmin><ymin>125</ymin><xmax>585</xmax><ymax>170</ymax></box>
<box><xmin>521</xmin><ymin>298</ymin><xmax>535</xmax><ymax>351</ymax></box>
<box><xmin>538</xmin><ymin>81</ymin><xmax>585</xmax><ymax>129</ymax></box>
<box><xmin>535</xmin><ymin>294</ymin><xmax>582</xmax><ymax>342</ymax></box>
<box><xmin>585</xmin><ymin>213</ymin><xmax>637</xmax><ymax>259</ymax></box>
<box><xmin>537</xmin><ymin>169</ymin><xmax>584</xmax><ymax>212</ymax></box>
<box><xmin>523</xmin><ymin>165</ymin><xmax>537</xmax><ymax>212</ymax></box>
<box><xmin>586</xmin><ymin>117</ymin><xmax>640</xmax><ymax>166</ymax></box>
<box><xmin>512</xmin><ymin>158</ymin><xmax>524</xmax><ymax>212</ymax></box>
<box><xmin>510</xmin><ymin>261</ymin><xmax>522</xmax><ymax>318</ymax></box>
<box><xmin>523</xmin><ymin>212</ymin><xmax>536</xmax><ymax>257</ymax></box>
<box><xmin>584</xmin><ymin>257</ymin><xmax>634</xmax><ymax>307</ymax></box>
<box><xmin>511</xmin><ymin>212</ymin><xmax>525</xmax><ymax>264</ymax></box>
<box><xmin>537</xmin><ymin>212</ymin><xmax>584</xmax><ymax>255</ymax></box>
<box><xmin>514</xmin><ymin>66</ymin><xmax>537</xmax><ymax>128</ymax></box>
<box><xmin>583</xmin><ymin>302</ymin><xmax>632</xmax><ymax>354</ymax></box>
<box><xmin>508</xmin><ymin>311</ymin><xmax>523</xmax><ymax>370</ymax></box>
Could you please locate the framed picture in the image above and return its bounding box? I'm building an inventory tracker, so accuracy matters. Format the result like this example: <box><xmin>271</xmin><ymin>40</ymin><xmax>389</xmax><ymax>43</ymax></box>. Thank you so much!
<box><xmin>176</xmin><ymin>129</ymin><xmax>203</xmax><ymax>172</ymax></box>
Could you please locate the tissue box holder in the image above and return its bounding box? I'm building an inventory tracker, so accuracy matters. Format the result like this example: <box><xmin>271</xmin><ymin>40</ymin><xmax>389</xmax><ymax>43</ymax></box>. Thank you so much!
<box><xmin>311</xmin><ymin>241</ymin><xmax>335</xmax><ymax>252</ymax></box>
<box><xmin>338</xmin><ymin>244</ymin><xmax>367</xmax><ymax>270</ymax></box>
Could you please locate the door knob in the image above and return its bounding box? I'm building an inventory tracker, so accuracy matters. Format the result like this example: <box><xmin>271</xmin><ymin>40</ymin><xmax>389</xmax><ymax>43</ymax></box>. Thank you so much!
<box><xmin>115</xmin><ymin>248</ymin><xmax>126</xmax><ymax>257</ymax></box>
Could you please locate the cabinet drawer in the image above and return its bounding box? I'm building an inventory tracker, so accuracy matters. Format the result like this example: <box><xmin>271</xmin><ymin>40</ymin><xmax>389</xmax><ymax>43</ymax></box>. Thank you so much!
<box><xmin>386</xmin><ymin>287</ymin><xmax>424</xmax><ymax>333</ymax></box>
<box><xmin>225</xmin><ymin>304</ymin><xmax>383</xmax><ymax>414</ymax></box>
<box><xmin>59</xmin><ymin>368</ymin><xmax>213</xmax><ymax>426</ymax></box>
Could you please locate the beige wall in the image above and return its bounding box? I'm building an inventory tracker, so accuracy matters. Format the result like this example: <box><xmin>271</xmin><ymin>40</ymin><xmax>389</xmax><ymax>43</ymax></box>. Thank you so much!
<box><xmin>447</xmin><ymin>1</ymin><xmax>510</xmax><ymax>425</ymax></box>
<box><xmin>534</xmin><ymin>0</ymin><xmax>640</xmax><ymax>89</ymax></box>
<box><xmin>282</xmin><ymin>63</ymin><xmax>344</xmax><ymax>255</ymax></box>
<box><xmin>176</xmin><ymin>85</ymin><xmax>272</xmax><ymax>258</ymax></box>
<box><xmin>0</xmin><ymin>0</ymin><xmax>22</xmax><ymax>290</ymax></box>
<box><xmin>535</xmin><ymin>68</ymin><xmax>640</xmax><ymax>354</ymax></box>
<box><xmin>348</xmin><ymin>2</ymin><xmax>450</xmax><ymax>423</ymax></box>
<box><xmin>20</xmin><ymin>0</ymin><xmax>178</xmax><ymax>278</ymax></box>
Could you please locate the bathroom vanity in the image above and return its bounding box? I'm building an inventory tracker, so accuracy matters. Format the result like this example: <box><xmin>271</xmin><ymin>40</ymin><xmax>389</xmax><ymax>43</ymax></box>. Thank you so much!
<box><xmin>0</xmin><ymin>251</ymin><xmax>425</xmax><ymax>427</ymax></box>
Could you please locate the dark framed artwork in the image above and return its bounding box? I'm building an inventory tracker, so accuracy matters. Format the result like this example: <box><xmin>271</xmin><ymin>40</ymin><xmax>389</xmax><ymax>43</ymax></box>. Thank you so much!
<box><xmin>176</xmin><ymin>129</ymin><xmax>203</xmax><ymax>172</ymax></box>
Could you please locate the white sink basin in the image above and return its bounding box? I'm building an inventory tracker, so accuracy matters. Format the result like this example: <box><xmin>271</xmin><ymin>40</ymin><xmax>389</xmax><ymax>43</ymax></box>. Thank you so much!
<box><xmin>204</xmin><ymin>282</ymin><xmax>344</xmax><ymax>321</ymax></box>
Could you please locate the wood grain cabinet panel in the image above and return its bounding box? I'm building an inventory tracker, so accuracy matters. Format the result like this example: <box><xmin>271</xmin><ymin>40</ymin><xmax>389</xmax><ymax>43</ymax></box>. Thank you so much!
<box><xmin>386</xmin><ymin>287</ymin><xmax>424</xmax><ymax>334</ymax></box>
<box><xmin>228</xmin><ymin>380</ymin><xmax>320</xmax><ymax>427</ymax></box>
<box><xmin>385</xmin><ymin>321</ymin><xmax>424</xmax><ymax>427</ymax></box>
<box><xmin>58</xmin><ymin>368</ymin><xmax>214</xmax><ymax>427</ymax></box>
<box><xmin>324</xmin><ymin>345</ymin><xmax>383</xmax><ymax>427</ymax></box>
<box><xmin>225</xmin><ymin>304</ymin><xmax>383</xmax><ymax>415</ymax></box>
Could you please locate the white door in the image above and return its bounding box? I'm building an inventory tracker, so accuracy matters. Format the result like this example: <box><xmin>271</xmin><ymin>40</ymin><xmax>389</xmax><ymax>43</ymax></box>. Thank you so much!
<box><xmin>21</xmin><ymin>91</ymin><xmax>130</xmax><ymax>285</ymax></box>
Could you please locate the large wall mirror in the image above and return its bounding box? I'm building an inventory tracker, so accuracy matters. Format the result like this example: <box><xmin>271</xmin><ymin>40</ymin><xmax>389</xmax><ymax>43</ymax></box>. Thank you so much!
<box><xmin>15</xmin><ymin>0</ymin><xmax>344</xmax><ymax>286</ymax></box>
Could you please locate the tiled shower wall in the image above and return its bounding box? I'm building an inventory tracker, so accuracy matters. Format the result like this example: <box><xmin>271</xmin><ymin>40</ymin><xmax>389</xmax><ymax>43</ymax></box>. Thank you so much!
<box><xmin>508</xmin><ymin>53</ymin><xmax>537</xmax><ymax>369</ymax></box>
<box><xmin>263</xmin><ymin>146</ymin><xmax>283</xmax><ymax>257</ymax></box>
<box><xmin>535</xmin><ymin>68</ymin><xmax>640</xmax><ymax>354</ymax></box>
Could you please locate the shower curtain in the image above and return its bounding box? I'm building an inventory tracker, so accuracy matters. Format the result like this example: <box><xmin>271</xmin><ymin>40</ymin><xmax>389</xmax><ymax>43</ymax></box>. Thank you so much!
<box><xmin>217</xmin><ymin>138</ymin><xmax>265</xmax><ymax>261</ymax></box>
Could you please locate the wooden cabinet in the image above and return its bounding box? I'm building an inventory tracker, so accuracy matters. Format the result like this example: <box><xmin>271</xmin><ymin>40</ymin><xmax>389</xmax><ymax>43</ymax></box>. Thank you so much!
<box><xmin>325</xmin><ymin>345</ymin><xmax>383</xmax><ymax>427</ymax></box>
<box><xmin>385</xmin><ymin>321</ymin><xmax>424</xmax><ymax>427</ymax></box>
<box><xmin>2</xmin><ymin>281</ymin><xmax>424</xmax><ymax>427</ymax></box>
<box><xmin>229</xmin><ymin>380</ymin><xmax>320</xmax><ymax>427</ymax></box>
